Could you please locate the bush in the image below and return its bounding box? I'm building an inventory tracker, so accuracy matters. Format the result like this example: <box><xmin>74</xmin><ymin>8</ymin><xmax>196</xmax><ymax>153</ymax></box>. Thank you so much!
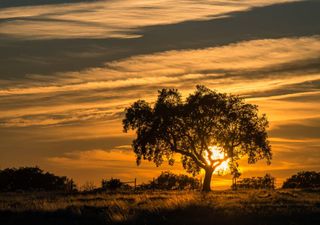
<box><xmin>233</xmin><ymin>174</ymin><xmax>275</xmax><ymax>190</ymax></box>
<box><xmin>0</xmin><ymin>166</ymin><xmax>76</xmax><ymax>192</ymax></box>
<box><xmin>101</xmin><ymin>178</ymin><xmax>131</xmax><ymax>191</ymax></box>
<box><xmin>140</xmin><ymin>171</ymin><xmax>200</xmax><ymax>190</ymax></box>
<box><xmin>282</xmin><ymin>171</ymin><xmax>320</xmax><ymax>189</ymax></box>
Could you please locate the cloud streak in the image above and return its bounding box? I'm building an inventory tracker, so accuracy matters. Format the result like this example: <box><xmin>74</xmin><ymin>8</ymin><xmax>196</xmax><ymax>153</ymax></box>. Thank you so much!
<box><xmin>0</xmin><ymin>0</ymin><xmax>298</xmax><ymax>39</ymax></box>
<box><xmin>1</xmin><ymin>36</ymin><xmax>319</xmax><ymax>128</ymax></box>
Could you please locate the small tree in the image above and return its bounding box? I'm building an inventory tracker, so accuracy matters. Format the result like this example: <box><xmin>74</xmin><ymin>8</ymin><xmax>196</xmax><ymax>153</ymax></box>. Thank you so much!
<box><xmin>123</xmin><ymin>86</ymin><xmax>272</xmax><ymax>191</ymax></box>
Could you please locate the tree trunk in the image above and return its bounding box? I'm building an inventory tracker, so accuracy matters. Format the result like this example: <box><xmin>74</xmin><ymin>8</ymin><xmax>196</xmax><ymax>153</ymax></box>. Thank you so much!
<box><xmin>202</xmin><ymin>168</ymin><xmax>214</xmax><ymax>192</ymax></box>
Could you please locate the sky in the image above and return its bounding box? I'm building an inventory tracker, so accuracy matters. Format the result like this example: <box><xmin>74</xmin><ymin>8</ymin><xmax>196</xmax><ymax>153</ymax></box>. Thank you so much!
<box><xmin>0</xmin><ymin>0</ymin><xmax>319</xmax><ymax>189</ymax></box>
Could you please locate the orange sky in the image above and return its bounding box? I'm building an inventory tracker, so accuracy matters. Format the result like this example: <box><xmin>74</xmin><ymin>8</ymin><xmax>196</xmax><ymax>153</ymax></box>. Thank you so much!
<box><xmin>0</xmin><ymin>0</ymin><xmax>319</xmax><ymax>189</ymax></box>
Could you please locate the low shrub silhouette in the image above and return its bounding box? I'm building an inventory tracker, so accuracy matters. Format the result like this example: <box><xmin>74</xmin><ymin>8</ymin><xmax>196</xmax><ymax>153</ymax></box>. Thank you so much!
<box><xmin>0</xmin><ymin>166</ymin><xmax>76</xmax><ymax>192</ymax></box>
<box><xmin>282</xmin><ymin>171</ymin><xmax>320</xmax><ymax>189</ymax></box>
<box><xmin>101</xmin><ymin>178</ymin><xmax>131</xmax><ymax>191</ymax></box>
<box><xmin>233</xmin><ymin>174</ymin><xmax>275</xmax><ymax>190</ymax></box>
<box><xmin>140</xmin><ymin>171</ymin><xmax>200</xmax><ymax>190</ymax></box>
<box><xmin>80</xmin><ymin>181</ymin><xmax>97</xmax><ymax>192</ymax></box>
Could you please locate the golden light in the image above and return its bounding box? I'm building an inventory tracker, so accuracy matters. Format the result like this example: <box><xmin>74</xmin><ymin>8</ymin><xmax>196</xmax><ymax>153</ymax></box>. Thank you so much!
<box><xmin>204</xmin><ymin>146</ymin><xmax>230</xmax><ymax>174</ymax></box>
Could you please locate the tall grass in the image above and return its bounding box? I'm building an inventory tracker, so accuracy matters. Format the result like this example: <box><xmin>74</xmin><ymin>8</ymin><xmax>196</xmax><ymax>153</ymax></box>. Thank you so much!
<box><xmin>0</xmin><ymin>189</ymin><xmax>319</xmax><ymax>225</ymax></box>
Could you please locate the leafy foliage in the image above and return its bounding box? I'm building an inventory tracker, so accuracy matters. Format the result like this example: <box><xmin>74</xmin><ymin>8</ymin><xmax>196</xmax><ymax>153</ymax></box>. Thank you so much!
<box><xmin>233</xmin><ymin>174</ymin><xmax>275</xmax><ymax>190</ymax></box>
<box><xmin>123</xmin><ymin>85</ymin><xmax>272</xmax><ymax>191</ymax></box>
<box><xmin>140</xmin><ymin>171</ymin><xmax>200</xmax><ymax>190</ymax></box>
<box><xmin>282</xmin><ymin>171</ymin><xmax>320</xmax><ymax>189</ymax></box>
<box><xmin>0</xmin><ymin>167</ymin><xmax>76</xmax><ymax>192</ymax></box>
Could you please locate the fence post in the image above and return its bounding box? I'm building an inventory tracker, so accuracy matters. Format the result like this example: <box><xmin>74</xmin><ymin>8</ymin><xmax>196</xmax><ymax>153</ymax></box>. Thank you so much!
<box><xmin>134</xmin><ymin>178</ymin><xmax>137</xmax><ymax>190</ymax></box>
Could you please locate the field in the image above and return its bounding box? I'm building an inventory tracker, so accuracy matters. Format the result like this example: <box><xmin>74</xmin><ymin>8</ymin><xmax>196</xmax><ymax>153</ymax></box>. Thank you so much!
<box><xmin>0</xmin><ymin>189</ymin><xmax>319</xmax><ymax>225</ymax></box>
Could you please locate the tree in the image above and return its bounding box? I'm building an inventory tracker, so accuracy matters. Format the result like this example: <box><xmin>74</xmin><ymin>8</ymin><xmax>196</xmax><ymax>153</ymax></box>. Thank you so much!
<box><xmin>282</xmin><ymin>171</ymin><xmax>320</xmax><ymax>189</ymax></box>
<box><xmin>123</xmin><ymin>85</ymin><xmax>272</xmax><ymax>191</ymax></box>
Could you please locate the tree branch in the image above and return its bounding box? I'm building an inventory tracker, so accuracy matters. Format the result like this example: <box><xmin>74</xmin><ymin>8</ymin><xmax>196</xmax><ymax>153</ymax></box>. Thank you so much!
<box><xmin>177</xmin><ymin>127</ymin><xmax>207</xmax><ymax>167</ymax></box>
<box><xmin>211</xmin><ymin>158</ymin><xmax>225</xmax><ymax>169</ymax></box>
<box><xmin>174</xmin><ymin>148</ymin><xmax>206</xmax><ymax>169</ymax></box>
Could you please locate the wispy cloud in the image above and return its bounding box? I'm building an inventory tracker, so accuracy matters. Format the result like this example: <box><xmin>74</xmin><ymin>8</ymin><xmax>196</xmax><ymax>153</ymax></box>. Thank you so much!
<box><xmin>47</xmin><ymin>148</ymin><xmax>186</xmax><ymax>184</ymax></box>
<box><xmin>0</xmin><ymin>0</ymin><xmax>298</xmax><ymax>39</ymax></box>
<box><xmin>1</xmin><ymin>36</ymin><xmax>319</xmax><ymax>128</ymax></box>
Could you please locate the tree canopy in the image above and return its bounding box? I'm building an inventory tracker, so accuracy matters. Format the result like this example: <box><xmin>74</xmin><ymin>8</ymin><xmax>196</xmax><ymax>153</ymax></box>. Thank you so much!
<box><xmin>123</xmin><ymin>85</ymin><xmax>272</xmax><ymax>191</ymax></box>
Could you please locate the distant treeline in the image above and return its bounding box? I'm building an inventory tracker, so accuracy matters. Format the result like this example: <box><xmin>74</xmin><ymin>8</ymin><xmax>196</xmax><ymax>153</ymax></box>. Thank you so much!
<box><xmin>83</xmin><ymin>171</ymin><xmax>201</xmax><ymax>192</ymax></box>
<box><xmin>1</xmin><ymin>167</ymin><xmax>319</xmax><ymax>192</ymax></box>
<box><xmin>0</xmin><ymin>167</ymin><xmax>76</xmax><ymax>192</ymax></box>
<box><xmin>232</xmin><ymin>171</ymin><xmax>320</xmax><ymax>190</ymax></box>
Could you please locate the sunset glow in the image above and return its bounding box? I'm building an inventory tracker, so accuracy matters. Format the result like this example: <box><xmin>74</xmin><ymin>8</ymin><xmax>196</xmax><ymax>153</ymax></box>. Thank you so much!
<box><xmin>0</xmin><ymin>0</ymin><xmax>319</xmax><ymax>189</ymax></box>
<box><xmin>204</xmin><ymin>146</ymin><xmax>230</xmax><ymax>174</ymax></box>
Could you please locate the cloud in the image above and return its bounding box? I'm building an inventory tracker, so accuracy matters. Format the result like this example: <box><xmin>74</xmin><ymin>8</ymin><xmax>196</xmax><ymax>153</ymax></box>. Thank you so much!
<box><xmin>48</xmin><ymin>149</ymin><xmax>135</xmax><ymax>168</ymax></box>
<box><xmin>1</xmin><ymin>0</ymin><xmax>318</xmax><ymax>79</ymax></box>
<box><xmin>270</xmin><ymin>118</ymin><xmax>320</xmax><ymax>139</ymax></box>
<box><xmin>0</xmin><ymin>0</ymin><xmax>98</xmax><ymax>9</ymax></box>
<box><xmin>1</xmin><ymin>36</ymin><xmax>319</xmax><ymax>128</ymax></box>
<box><xmin>2</xmin><ymin>36</ymin><xmax>320</xmax><ymax>91</ymax></box>
<box><xmin>0</xmin><ymin>0</ymin><xmax>297</xmax><ymax>40</ymax></box>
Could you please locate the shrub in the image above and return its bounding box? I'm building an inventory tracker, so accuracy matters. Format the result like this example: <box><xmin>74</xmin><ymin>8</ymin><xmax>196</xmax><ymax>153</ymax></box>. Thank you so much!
<box><xmin>80</xmin><ymin>181</ymin><xmax>97</xmax><ymax>192</ymax></box>
<box><xmin>140</xmin><ymin>171</ymin><xmax>200</xmax><ymax>190</ymax></box>
<box><xmin>233</xmin><ymin>174</ymin><xmax>275</xmax><ymax>190</ymax></box>
<box><xmin>282</xmin><ymin>171</ymin><xmax>320</xmax><ymax>189</ymax></box>
<box><xmin>0</xmin><ymin>166</ymin><xmax>76</xmax><ymax>192</ymax></box>
<box><xmin>101</xmin><ymin>178</ymin><xmax>131</xmax><ymax>191</ymax></box>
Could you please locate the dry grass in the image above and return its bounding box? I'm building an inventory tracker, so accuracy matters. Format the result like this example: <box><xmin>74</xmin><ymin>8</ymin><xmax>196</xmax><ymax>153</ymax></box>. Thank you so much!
<box><xmin>0</xmin><ymin>189</ymin><xmax>319</xmax><ymax>225</ymax></box>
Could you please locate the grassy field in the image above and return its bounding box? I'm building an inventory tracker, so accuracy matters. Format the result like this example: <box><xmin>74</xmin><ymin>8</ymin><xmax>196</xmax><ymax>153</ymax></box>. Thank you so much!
<box><xmin>0</xmin><ymin>189</ymin><xmax>319</xmax><ymax>225</ymax></box>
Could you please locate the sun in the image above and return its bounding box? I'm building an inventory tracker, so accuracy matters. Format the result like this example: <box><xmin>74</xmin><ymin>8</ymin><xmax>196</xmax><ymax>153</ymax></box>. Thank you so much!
<box><xmin>204</xmin><ymin>146</ymin><xmax>230</xmax><ymax>174</ymax></box>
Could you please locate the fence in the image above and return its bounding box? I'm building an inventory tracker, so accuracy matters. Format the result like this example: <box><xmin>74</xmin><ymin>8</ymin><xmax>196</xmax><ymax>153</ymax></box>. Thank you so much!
<box><xmin>122</xmin><ymin>178</ymin><xmax>137</xmax><ymax>189</ymax></box>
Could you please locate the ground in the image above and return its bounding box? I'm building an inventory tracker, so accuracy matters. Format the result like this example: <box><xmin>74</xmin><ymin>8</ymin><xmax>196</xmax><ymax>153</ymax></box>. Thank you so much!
<box><xmin>0</xmin><ymin>189</ymin><xmax>319</xmax><ymax>225</ymax></box>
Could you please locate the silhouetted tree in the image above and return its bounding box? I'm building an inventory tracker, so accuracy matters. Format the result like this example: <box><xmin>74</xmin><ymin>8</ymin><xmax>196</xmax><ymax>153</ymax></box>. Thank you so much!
<box><xmin>282</xmin><ymin>171</ymin><xmax>320</xmax><ymax>189</ymax></box>
<box><xmin>123</xmin><ymin>85</ymin><xmax>272</xmax><ymax>191</ymax></box>
<box><xmin>0</xmin><ymin>166</ymin><xmax>76</xmax><ymax>192</ymax></box>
